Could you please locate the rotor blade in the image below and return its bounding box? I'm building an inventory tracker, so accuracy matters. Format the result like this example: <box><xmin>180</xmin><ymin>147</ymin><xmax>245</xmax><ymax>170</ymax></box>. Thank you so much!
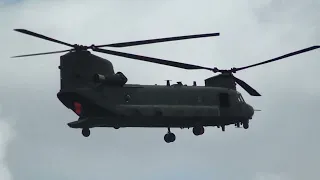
<box><xmin>233</xmin><ymin>76</ymin><xmax>261</xmax><ymax>96</ymax></box>
<box><xmin>234</xmin><ymin>45</ymin><xmax>320</xmax><ymax>72</ymax></box>
<box><xmin>11</xmin><ymin>49</ymin><xmax>72</xmax><ymax>58</ymax></box>
<box><xmin>14</xmin><ymin>29</ymin><xmax>75</xmax><ymax>48</ymax></box>
<box><xmin>92</xmin><ymin>47</ymin><xmax>214</xmax><ymax>70</ymax></box>
<box><xmin>96</xmin><ymin>33</ymin><xmax>220</xmax><ymax>48</ymax></box>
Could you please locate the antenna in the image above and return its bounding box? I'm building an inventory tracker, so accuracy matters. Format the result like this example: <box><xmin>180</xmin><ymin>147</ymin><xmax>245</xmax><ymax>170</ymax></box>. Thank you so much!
<box><xmin>166</xmin><ymin>80</ymin><xmax>171</xmax><ymax>86</ymax></box>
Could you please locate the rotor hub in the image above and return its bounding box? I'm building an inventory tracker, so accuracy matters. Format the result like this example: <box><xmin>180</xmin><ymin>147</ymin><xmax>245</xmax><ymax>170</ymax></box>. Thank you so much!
<box><xmin>73</xmin><ymin>44</ymin><xmax>90</xmax><ymax>51</ymax></box>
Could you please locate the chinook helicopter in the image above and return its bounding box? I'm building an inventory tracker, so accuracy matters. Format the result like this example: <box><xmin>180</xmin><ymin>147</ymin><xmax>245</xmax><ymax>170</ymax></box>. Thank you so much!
<box><xmin>12</xmin><ymin>29</ymin><xmax>320</xmax><ymax>143</ymax></box>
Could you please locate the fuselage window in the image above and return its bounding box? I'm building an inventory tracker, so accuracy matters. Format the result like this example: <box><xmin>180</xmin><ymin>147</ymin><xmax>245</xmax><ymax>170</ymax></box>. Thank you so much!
<box><xmin>219</xmin><ymin>93</ymin><xmax>230</xmax><ymax>107</ymax></box>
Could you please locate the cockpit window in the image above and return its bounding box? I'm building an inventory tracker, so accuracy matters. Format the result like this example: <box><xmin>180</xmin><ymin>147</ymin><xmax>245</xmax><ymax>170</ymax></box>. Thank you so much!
<box><xmin>236</xmin><ymin>94</ymin><xmax>244</xmax><ymax>102</ymax></box>
<box><xmin>238</xmin><ymin>94</ymin><xmax>245</xmax><ymax>102</ymax></box>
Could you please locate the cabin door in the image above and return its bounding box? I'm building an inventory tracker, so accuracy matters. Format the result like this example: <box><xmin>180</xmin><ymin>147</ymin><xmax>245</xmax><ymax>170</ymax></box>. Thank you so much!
<box><xmin>218</xmin><ymin>92</ymin><xmax>230</xmax><ymax>117</ymax></box>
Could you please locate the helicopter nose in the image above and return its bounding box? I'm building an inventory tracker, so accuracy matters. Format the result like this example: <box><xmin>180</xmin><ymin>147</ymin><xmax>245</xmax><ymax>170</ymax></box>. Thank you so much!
<box><xmin>247</xmin><ymin>104</ymin><xmax>254</xmax><ymax>118</ymax></box>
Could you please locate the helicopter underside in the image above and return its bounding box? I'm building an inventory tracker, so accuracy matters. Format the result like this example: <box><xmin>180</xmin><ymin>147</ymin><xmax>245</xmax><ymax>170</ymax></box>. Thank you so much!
<box><xmin>67</xmin><ymin>115</ymin><xmax>249</xmax><ymax>129</ymax></box>
<box><xmin>67</xmin><ymin>115</ymin><xmax>250</xmax><ymax>143</ymax></box>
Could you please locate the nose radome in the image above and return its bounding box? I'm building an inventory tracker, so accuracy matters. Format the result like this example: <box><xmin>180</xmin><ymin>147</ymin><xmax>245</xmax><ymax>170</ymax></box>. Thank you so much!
<box><xmin>248</xmin><ymin>104</ymin><xmax>254</xmax><ymax>117</ymax></box>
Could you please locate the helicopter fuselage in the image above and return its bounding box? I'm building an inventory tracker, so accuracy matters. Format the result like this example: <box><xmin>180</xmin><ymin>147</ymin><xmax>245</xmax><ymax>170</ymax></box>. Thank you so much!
<box><xmin>57</xmin><ymin>84</ymin><xmax>254</xmax><ymax>129</ymax></box>
<box><xmin>55</xmin><ymin>51</ymin><xmax>254</xmax><ymax>129</ymax></box>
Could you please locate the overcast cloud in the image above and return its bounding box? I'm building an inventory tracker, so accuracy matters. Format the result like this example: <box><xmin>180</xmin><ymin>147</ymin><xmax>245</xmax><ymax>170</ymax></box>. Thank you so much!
<box><xmin>0</xmin><ymin>0</ymin><xmax>319</xmax><ymax>180</ymax></box>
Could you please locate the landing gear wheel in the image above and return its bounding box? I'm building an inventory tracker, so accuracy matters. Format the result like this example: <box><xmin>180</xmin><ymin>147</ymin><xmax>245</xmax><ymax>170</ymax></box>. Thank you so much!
<box><xmin>243</xmin><ymin>121</ymin><xmax>249</xmax><ymax>129</ymax></box>
<box><xmin>164</xmin><ymin>133</ymin><xmax>176</xmax><ymax>143</ymax></box>
<box><xmin>82</xmin><ymin>128</ymin><xmax>90</xmax><ymax>137</ymax></box>
<box><xmin>192</xmin><ymin>126</ymin><xmax>205</xmax><ymax>136</ymax></box>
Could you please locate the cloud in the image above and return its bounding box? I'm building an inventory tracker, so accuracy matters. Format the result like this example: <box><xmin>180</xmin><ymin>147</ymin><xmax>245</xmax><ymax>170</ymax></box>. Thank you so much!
<box><xmin>253</xmin><ymin>172</ymin><xmax>291</xmax><ymax>180</ymax></box>
<box><xmin>0</xmin><ymin>106</ymin><xmax>15</xmax><ymax>180</ymax></box>
<box><xmin>0</xmin><ymin>0</ymin><xmax>319</xmax><ymax>180</ymax></box>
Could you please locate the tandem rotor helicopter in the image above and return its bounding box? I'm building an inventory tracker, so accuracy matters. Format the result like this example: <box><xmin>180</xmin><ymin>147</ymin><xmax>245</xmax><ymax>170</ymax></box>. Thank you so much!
<box><xmin>12</xmin><ymin>29</ymin><xmax>319</xmax><ymax>143</ymax></box>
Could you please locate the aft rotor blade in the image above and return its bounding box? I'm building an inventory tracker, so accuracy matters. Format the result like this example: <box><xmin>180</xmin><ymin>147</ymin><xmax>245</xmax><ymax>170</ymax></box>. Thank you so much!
<box><xmin>96</xmin><ymin>33</ymin><xmax>220</xmax><ymax>48</ymax></box>
<box><xmin>93</xmin><ymin>47</ymin><xmax>214</xmax><ymax>70</ymax></box>
<box><xmin>14</xmin><ymin>29</ymin><xmax>75</xmax><ymax>48</ymax></box>
<box><xmin>233</xmin><ymin>76</ymin><xmax>261</xmax><ymax>96</ymax></box>
<box><xmin>11</xmin><ymin>49</ymin><xmax>72</xmax><ymax>58</ymax></box>
<box><xmin>234</xmin><ymin>45</ymin><xmax>320</xmax><ymax>72</ymax></box>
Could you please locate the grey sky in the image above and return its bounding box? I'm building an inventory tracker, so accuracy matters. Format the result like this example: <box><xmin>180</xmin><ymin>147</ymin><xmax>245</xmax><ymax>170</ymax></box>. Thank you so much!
<box><xmin>0</xmin><ymin>0</ymin><xmax>319</xmax><ymax>180</ymax></box>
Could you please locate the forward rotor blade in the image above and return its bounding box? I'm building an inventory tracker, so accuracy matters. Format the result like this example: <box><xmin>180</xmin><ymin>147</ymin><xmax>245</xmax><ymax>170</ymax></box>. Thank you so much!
<box><xmin>14</xmin><ymin>29</ymin><xmax>75</xmax><ymax>48</ymax></box>
<box><xmin>233</xmin><ymin>76</ymin><xmax>261</xmax><ymax>96</ymax></box>
<box><xmin>11</xmin><ymin>49</ymin><xmax>71</xmax><ymax>58</ymax></box>
<box><xmin>93</xmin><ymin>47</ymin><xmax>214</xmax><ymax>70</ymax></box>
<box><xmin>96</xmin><ymin>33</ymin><xmax>220</xmax><ymax>48</ymax></box>
<box><xmin>234</xmin><ymin>45</ymin><xmax>320</xmax><ymax>72</ymax></box>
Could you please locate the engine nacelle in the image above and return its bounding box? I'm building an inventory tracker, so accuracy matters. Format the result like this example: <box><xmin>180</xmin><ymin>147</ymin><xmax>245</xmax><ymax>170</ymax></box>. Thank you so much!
<box><xmin>93</xmin><ymin>72</ymin><xmax>128</xmax><ymax>86</ymax></box>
